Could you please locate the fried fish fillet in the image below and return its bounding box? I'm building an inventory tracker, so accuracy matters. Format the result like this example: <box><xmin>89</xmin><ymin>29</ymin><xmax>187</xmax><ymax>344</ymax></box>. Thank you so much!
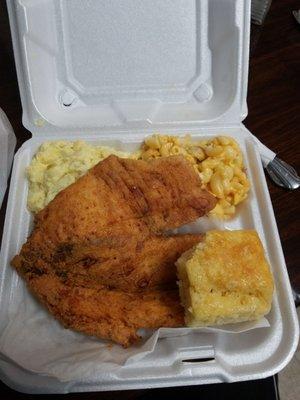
<box><xmin>12</xmin><ymin>234</ymin><xmax>198</xmax><ymax>346</ymax></box>
<box><xmin>15</xmin><ymin>233</ymin><xmax>202</xmax><ymax>292</ymax></box>
<box><xmin>27</xmin><ymin>274</ymin><xmax>184</xmax><ymax>347</ymax></box>
<box><xmin>12</xmin><ymin>155</ymin><xmax>215</xmax><ymax>346</ymax></box>
<box><xmin>32</xmin><ymin>155</ymin><xmax>216</xmax><ymax>246</ymax></box>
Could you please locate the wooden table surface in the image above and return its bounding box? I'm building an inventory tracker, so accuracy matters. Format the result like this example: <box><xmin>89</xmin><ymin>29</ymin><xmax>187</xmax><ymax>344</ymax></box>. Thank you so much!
<box><xmin>0</xmin><ymin>0</ymin><xmax>299</xmax><ymax>398</ymax></box>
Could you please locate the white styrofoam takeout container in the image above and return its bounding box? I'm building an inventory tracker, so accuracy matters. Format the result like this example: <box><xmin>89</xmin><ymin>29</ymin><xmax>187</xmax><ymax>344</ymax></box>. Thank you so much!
<box><xmin>0</xmin><ymin>0</ymin><xmax>298</xmax><ymax>394</ymax></box>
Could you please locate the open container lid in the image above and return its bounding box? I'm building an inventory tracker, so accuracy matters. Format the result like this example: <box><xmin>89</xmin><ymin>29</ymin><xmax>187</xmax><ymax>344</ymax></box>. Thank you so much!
<box><xmin>8</xmin><ymin>0</ymin><xmax>250</xmax><ymax>135</ymax></box>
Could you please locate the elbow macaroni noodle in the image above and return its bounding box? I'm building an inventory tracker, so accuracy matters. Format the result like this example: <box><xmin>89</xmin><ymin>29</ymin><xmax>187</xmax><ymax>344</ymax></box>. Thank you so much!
<box><xmin>140</xmin><ymin>134</ymin><xmax>250</xmax><ymax>219</ymax></box>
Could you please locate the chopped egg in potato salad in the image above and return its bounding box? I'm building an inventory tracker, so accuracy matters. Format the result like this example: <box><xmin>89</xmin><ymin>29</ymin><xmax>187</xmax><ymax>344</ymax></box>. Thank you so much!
<box><xmin>27</xmin><ymin>141</ymin><xmax>131</xmax><ymax>213</ymax></box>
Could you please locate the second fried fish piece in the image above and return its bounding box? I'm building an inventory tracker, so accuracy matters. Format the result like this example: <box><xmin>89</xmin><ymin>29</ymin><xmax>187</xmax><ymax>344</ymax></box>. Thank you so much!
<box><xmin>22</xmin><ymin>273</ymin><xmax>184</xmax><ymax>347</ymax></box>
<box><xmin>50</xmin><ymin>233</ymin><xmax>203</xmax><ymax>292</ymax></box>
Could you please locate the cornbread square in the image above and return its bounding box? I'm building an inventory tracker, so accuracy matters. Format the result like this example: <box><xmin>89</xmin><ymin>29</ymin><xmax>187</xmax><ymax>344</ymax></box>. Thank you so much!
<box><xmin>176</xmin><ymin>230</ymin><xmax>274</xmax><ymax>327</ymax></box>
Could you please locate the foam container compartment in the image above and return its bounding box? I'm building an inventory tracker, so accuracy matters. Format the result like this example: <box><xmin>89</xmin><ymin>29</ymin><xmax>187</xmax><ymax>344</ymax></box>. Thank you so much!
<box><xmin>0</xmin><ymin>0</ymin><xmax>298</xmax><ymax>393</ymax></box>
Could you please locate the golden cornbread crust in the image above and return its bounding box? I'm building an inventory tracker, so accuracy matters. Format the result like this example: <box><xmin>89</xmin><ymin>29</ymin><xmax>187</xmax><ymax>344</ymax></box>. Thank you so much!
<box><xmin>176</xmin><ymin>230</ymin><xmax>274</xmax><ymax>327</ymax></box>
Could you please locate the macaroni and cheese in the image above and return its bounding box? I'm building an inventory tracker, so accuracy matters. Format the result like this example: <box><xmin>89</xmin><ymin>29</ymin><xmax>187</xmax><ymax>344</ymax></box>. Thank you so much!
<box><xmin>140</xmin><ymin>134</ymin><xmax>250</xmax><ymax>219</ymax></box>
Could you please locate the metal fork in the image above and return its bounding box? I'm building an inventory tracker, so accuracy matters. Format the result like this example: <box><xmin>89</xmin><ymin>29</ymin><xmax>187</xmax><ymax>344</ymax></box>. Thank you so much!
<box><xmin>266</xmin><ymin>157</ymin><xmax>300</xmax><ymax>190</ymax></box>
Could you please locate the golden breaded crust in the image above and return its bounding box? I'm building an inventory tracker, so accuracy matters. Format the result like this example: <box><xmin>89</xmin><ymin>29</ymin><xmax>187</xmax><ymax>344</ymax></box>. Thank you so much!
<box><xmin>33</xmin><ymin>155</ymin><xmax>216</xmax><ymax>245</ymax></box>
<box><xmin>176</xmin><ymin>230</ymin><xmax>274</xmax><ymax>327</ymax></box>
<box><xmin>50</xmin><ymin>234</ymin><xmax>203</xmax><ymax>292</ymax></box>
